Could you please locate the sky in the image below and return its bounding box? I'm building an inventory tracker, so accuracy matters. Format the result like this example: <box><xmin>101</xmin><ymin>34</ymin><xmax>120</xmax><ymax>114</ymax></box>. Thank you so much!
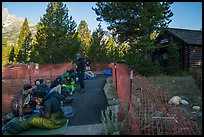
<box><xmin>2</xmin><ymin>2</ymin><xmax>202</xmax><ymax>33</ymax></box>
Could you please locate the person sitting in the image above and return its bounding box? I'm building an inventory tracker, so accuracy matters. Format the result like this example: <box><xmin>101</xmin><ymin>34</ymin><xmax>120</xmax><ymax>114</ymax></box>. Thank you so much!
<box><xmin>61</xmin><ymin>76</ymin><xmax>76</xmax><ymax>96</ymax></box>
<box><xmin>50</xmin><ymin>76</ymin><xmax>62</xmax><ymax>89</ymax></box>
<box><xmin>3</xmin><ymin>90</ymin><xmax>67</xmax><ymax>134</ymax></box>
<box><xmin>11</xmin><ymin>83</ymin><xmax>36</xmax><ymax>119</ymax></box>
<box><xmin>61</xmin><ymin>68</ymin><xmax>77</xmax><ymax>82</ymax></box>
<box><xmin>49</xmin><ymin>83</ymin><xmax>74</xmax><ymax>105</ymax></box>
<box><xmin>68</xmin><ymin>68</ymin><xmax>77</xmax><ymax>81</ymax></box>
<box><xmin>32</xmin><ymin>78</ymin><xmax>51</xmax><ymax>93</ymax></box>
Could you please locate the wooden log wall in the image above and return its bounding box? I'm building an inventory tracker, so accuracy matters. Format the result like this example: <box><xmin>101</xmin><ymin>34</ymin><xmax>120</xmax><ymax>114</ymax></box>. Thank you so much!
<box><xmin>190</xmin><ymin>45</ymin><xmax>202</xmax><ymax>68</ymax></box>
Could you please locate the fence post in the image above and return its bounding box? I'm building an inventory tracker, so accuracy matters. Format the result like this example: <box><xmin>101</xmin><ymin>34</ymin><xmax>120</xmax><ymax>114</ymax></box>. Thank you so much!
<box><xmin>114</xmin><ymin>63</ymin><xmax>117</xmax><ymax>91</ymax></box>
<box><xmin>27</xmin><ymin>65</ymin><xmax>31</xmax><ymax>84</ymax></box>
<box><xmin>130</xmin><ymin>66</ymin><xmax>134</xmax><ymax>102</ymax></box>
<box><xmin>50</xmin><ymin>65</ymin><xmax>52</xmax><ymax>81</ymax></box>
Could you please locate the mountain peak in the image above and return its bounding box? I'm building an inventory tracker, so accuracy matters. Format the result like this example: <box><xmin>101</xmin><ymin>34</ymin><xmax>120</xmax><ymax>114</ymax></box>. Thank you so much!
<box><xmin>2</xmin><ymin>8</ymin><xmax>37</xmax><ymax>45</ymax></box>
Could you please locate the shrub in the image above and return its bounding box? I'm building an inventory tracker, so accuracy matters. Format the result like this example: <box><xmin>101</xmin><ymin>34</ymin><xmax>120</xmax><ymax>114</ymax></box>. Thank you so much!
<box><xmin>136</xmin><ymin>58</ymin><xmax>161</xmax><ymax>76</ymax></box>
<box><xmin>101</xmin><ymin>105</ymin><xmax>125</xmax><ymax>135</ymax></box>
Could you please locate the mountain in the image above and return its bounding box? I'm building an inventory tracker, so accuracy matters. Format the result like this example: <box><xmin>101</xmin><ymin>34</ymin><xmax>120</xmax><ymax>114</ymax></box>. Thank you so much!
<box><xmin>2</xmin><ymin>8</ymin><xmax>37</xmax><ymax>45</ymax></box>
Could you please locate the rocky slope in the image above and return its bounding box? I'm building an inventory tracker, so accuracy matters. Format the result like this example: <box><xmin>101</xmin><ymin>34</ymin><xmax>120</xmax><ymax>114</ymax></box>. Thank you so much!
<box><xmin>2</xmin><ymin>8</ymin><xmax>37</xmax><ymax>45</ymax></box>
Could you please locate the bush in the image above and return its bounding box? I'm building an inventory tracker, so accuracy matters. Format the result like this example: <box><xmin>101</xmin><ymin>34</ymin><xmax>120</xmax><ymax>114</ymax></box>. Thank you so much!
<box><xmin>136</xmin><ymin>58</ymin><xmax>161</xmax><ymax>76</ymax></box>
<box><xmin>188</xmin><ymin>68</ymin><xmax>202</xmax><ymax>77</ymax></box>
<box><xmin>101</xmin><ymin>105</ymin><xmax>125</xmax><ymax>135</ymax></box>
<box><xmin>165</xmin><ymin>39</ymin><xmax>181</xmax><ymax>75</ymax></box>
<box><xmin>188</xmin><ymin>68</ymin><xmax>202</xmax><ymax>91</ymax></box>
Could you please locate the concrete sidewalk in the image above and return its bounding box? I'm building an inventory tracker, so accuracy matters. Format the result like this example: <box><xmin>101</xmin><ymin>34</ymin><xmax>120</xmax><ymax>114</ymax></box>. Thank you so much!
<box><xmin>66</xmin><ymin>123</ymin><xmax>103</xmax><ymax>135</ymax></box>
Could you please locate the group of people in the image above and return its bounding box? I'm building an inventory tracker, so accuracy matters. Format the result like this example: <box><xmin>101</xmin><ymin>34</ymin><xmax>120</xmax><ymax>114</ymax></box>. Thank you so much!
<box><xmin>3</xmin><ymin>53</ymin><xmax>88</xmax><ymax>134</ymax></box>
<box><xmin>3</xmin><ymin>80</ymin><xmax>68</xmax><ymax>134</ymax></box>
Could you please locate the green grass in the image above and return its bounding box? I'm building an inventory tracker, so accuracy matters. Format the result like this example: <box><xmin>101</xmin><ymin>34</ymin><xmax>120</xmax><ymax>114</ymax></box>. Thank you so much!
<box><xmin>147</xmin><ymin>75</ymin><xmax>202</xmax><ymax>107</ymax></box>
<box><xmin>188</xmin><ymin>68</ymin><xmax>202</xmax><ymax>77</ymax></box>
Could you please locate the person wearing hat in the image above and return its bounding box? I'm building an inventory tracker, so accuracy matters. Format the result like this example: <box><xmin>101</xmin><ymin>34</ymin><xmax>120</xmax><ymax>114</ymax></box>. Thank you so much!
<box><xmin>75</xmin><ymin>53</ymin><xmax>85</xmax><ymax>93</ymax></box>
<box><xmin>15</xmin><ymin>83</ymin><xmax>36</xmax><ymax>121</ymax></box>
<box><xmin>11</xmin><ymin>83</ymin><xmax>32</xmax><ymax>118</ymax></box>
<box><xmin>4</xmin><ymin>90</ymin><xmax>67</xmax><ymax>134</ymax></box>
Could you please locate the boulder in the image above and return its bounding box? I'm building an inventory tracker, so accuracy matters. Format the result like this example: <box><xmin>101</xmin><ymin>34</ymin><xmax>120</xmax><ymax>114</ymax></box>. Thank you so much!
<box><xmin>192</xmin><ymin>106</ymin><xmax>201</xmax><ymax>111</ymax></box>
<box><xmin>168</xmin><ymin>96</ymin><xmax>181</xmax><ymax>105</ymax></box>
<box><xmin>180</xmin><ymin>99</ymin><xmax>189</xmax><ymax>105</ymax></box>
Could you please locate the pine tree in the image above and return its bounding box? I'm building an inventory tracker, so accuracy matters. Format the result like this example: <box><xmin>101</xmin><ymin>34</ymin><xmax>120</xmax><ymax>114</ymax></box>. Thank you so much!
<box><xmin>93</xmin><ymin>2</ymin><xmax>173</xmax><ymax>60</ymax></box>
<box><xmin>166</xmin><ymin>39</ymin><xmax>180</xmax><ymax>75</ymax></box>
<box><xmin>118</xmin><ymin>42</ymin><xmax>128</xmax><ymax>61</ymax></box>
<box><xmin>9</xmin><ymin>45</ymin><xmax>15</xmax><ymax>63</ymax></box>
<box><xmin>2</xmin><ymin>40</ymin><xmax>11</xmax><ymax>67</ymax></box>
<box><xmin>88</xmin><ymin>24</ymin><xmax>107</xmax><ymax>63</ymax></box>
<box><xmin>32</xmin><ymin>2</ymin><xmax>79</xmax><ymax>64</ymax></box>
<box><xmin>30</xmin><ymin>23</ymin><xmax>47</xmax><ymax>64</ymax></box>
<box><xmin>77</xmin><ymin>20</ymin><xmax>91</xmax><ymax>58</ymax></box>
<box><xmin>16</xmin><ymin>18</ymin><xmax>32</xmax><ymax>63</ymax></box>
<box><xmin>105</xmin><ymin>37</ymin><xmax>116</xmax><ymax>62</ymax></box>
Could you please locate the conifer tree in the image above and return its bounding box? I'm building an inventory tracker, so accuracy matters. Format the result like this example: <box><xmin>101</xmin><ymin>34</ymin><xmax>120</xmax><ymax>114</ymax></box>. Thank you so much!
<box><xmin>77</xmin><ymin>20</ymin><xmax>91</xmax><ymax>58</ymax></box>
<box><xmin>2</xmin><ymin>40</ymin><xmax>10</xmax><ymax>67</ymax></box>
<box><xmin>88</xmin><ymin>24</ymin><xmax>107</xmax><ymax>63</ymax></box>
<box><xmin>105</xmin><ymin>37</ymin><xmax>116</xmax><ymax>62</ymax></box>
<box><xmin>93</xmin><ymin>2</ymin><xmax>173</xmax><ymax>60</ymax></box>
<box><xmin>9</xmin><ymin>46</ymin><xmax>15</xmax><ymax>63</ymax></box>
<box><xmin>166</xmin><ymin>39</ymin><xmax>180</xmax><ymax>74</ymax></box>
<box><xmin>30</xmin><ymin>23</ymin><xmax>47</xmax><ymax>64</ymax></box>
<box><xmin>16</xmin><ymin>18</ymin><xmax>32</xmax><ymax>63</ymax></box>
<box><xmin>32</xmin><ymin>2</ymin><xmax>80</xmax><ymax>64</ymax></box>
<box><xmin>118</xmin><ymin>42</ymin><xmax>129</xmax><ymax>61</ymax></box>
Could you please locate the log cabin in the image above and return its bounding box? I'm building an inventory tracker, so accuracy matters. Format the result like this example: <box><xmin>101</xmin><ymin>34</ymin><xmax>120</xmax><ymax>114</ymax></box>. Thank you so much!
<box><xmin>154</xmin><ymin>28</ymin><xmax>202</xmax><ymax>71</ymax></box>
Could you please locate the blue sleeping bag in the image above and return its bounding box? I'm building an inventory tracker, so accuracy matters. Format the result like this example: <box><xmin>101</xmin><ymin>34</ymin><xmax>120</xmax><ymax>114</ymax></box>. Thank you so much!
<box><xmin>103</xmin><ymin>70</ymin><xmax>112</xmax><ymax>76</ymax></box>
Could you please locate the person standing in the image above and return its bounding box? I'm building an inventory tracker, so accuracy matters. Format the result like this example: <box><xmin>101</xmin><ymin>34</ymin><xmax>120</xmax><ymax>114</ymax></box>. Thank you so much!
<box><xmin>75</xmin><ymin>53</ymin><xmax>85</xmax><ymax>93</ymax></box>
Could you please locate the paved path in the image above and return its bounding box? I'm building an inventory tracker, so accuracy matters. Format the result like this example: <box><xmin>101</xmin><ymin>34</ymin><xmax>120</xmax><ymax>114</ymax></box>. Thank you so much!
<box><xmin>65</xmin><ymin>74</ymin><xmax>108</xmax><ymax>134</ymax></box>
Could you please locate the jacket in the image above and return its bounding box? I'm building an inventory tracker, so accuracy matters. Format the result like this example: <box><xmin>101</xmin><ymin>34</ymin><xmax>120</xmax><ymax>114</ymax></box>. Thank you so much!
<box><xmin>39</xmin><ymin>91</ymin><xmax>65</xmax><ymax>119</ymax></box>
<box><xmin>50</xmin><ymin>76</ymin><xmax>62</xmax><ymax>89</ymax></box>
<box><xmin>76</xmin><ymin>58</ymin><xmax>85</xmax><ymax>72</ymax></box>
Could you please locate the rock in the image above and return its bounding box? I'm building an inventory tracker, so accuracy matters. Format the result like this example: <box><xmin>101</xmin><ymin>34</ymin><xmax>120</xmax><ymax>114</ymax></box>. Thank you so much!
<box><xmin>106</xmin><ymin>77</ymin><xmax>112</xmax><ymax>83</ymax></box>
<box><xmin>180</xmin><ymin>99</ymin><xmax>189</xmax><ymax>105</ymax></box>
<box><xmin>168</xmin><ymin>96</ymin><xmax>181</xmax><ymax>105</ymax></box>
<box><xmin>2</xmin><ymin>8</ymin><xmax>36</xmax><ymax>45</ymax></box>
<box><xmin>192</xmin><ymin>106</ymin><xmax>201</xmax><ymax>111</ymax></box>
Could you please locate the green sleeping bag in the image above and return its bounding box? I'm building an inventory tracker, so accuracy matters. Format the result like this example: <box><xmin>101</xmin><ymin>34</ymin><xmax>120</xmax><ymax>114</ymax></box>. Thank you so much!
<box><xmin>3</xmin><ymin>117</ymin><xmax>69</xmax><ymax>135</ymax></box>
